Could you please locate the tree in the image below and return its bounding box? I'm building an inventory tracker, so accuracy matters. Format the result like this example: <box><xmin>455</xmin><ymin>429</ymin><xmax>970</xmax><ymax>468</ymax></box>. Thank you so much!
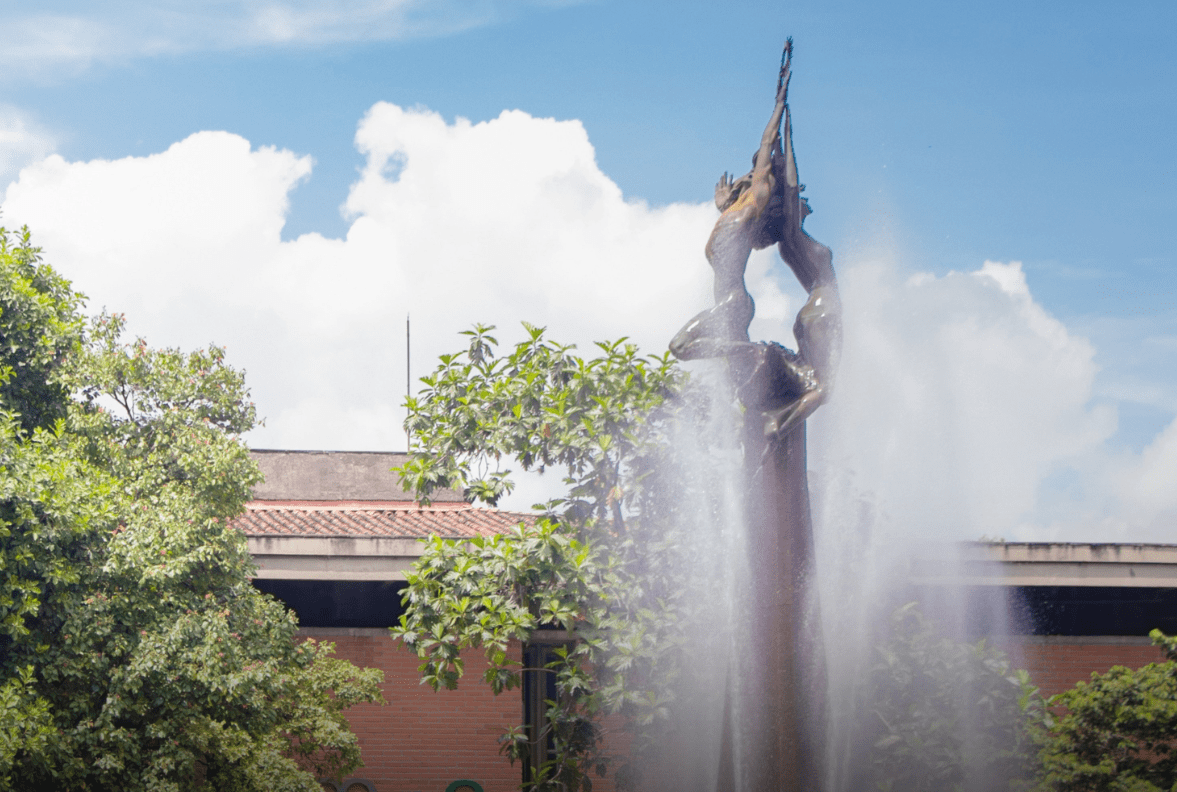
<box><xmin>1036</xmin><ymin>630</ymin><xmax>1177</xmax><ymax>792</ymax></box>
<box><xmin>0</xmin><ymin>226</ymin><xmax>383</xmax><ymax>791</ymax></box>
<box><xmin>393</xmin><ymin>323</ymin><xmax>708</xmax><ymax>791</ymax></box>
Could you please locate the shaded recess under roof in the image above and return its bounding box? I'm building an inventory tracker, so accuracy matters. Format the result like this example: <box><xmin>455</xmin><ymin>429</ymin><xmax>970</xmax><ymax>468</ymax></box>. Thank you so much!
<box><xmin>255</xmin><ymin>580</ymin><xmax>408</xmax><ymax>629</ymax></box>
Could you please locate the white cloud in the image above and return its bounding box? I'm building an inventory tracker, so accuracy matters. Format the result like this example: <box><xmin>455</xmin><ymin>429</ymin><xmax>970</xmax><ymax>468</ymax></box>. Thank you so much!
<box><xmin>1115</xmin><ymin>416</ymin><xmax>1177</xmax><ymax>533</ymax></box>
<box><xmin>2</xmin><ymin>103</ymin><xmax>713</xmax><ymax>459</ymax></box>
<box><xmin>0</xmin><ymin>1</ymin><xmax>565</xmax><ymax>78</ymax></box>
<box><xmin>812</xmin><ymin>257</ymin><xmax>1119</xmax><ymax>542</ymax></box>
<box><xmin>3</xmin><ymin>131</ymin><xmax>313</xmax><ymax>315</ymax></box>
<box><xmin>3</xmin><ymin>101</ymin><xmax>1173</xmax><ymax>540</ymax></box>
<box><xmin>0</xmin><ymin>106</ymin><xmax>56</xmax><ymax>191</ymax></box>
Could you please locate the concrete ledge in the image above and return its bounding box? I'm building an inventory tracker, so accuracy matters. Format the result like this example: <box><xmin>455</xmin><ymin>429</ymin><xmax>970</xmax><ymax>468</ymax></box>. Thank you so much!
<box><xmin>911</xmin><ymin>543</ymin><xmax>1177</xmax><ymax>588</ymax></box>
<box><xmin>248</xmin><ymin>536</ymin><xmax>424</xmax><ymax>556</ymax></box>
<box><xmin>248</xmin><ymin>536</ymin><xmax>423</xmax><ymax>581</ymax></box>
<box><xmin>298</xmin><ymin>627</ymin><xmax>392</xmax><ymax>638</ymax></box>
<box><xmin>911</xmin><ymin>561</ymin><xmax>1177</xmax><ymax>588</ymax></box>
<box><xmin>963</xmin><ymin>543</ymin><xmax>1177</xmax><ymax>565</ymax></box>
<box><xmin>998</xmin><ymin>635</ymin><xmax>1156</xmax><ymax>646</ymax></box>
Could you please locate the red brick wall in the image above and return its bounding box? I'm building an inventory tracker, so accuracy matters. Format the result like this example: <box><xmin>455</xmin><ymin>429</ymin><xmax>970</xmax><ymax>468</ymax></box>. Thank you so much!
<box><xmin>997</xmin><ymin>637</ymin><xmax>1166</xmax><ymax>699</ymax></box>
<box><xmin>313</xmin><ymin>629</ymin><xmax>1168</xmax><ymax>791</ymax></box>
<box><xmin>302</xmin><ymin>628</ymin><xmax>523</xmax><ymax>792</ymax></box>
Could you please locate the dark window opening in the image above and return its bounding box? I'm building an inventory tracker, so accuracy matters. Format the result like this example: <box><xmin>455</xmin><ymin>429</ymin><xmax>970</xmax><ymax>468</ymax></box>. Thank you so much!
<box><xmin>909</xmin><ymin>585</ymin><xmax>1177</xmax><ymax>638</ymax></box>
<box><xmin>253</xmin><ymin>579</ymin><xmax>409</xmax><ymax>629</ymax></box>
<box><xmin>522</xmin><ymin>643</ymin><xmax>561</xmax><ymax>784</ymax></box>
<box><xmin>1016</xmin><ymin>586</ymin><xmax>1177</xmax><ymax>637</ymax></box>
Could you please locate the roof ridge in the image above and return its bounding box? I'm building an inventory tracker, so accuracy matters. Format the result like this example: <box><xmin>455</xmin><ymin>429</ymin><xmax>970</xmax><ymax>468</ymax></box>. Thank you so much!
<box><xmin>246</xmin><ymin>500</ymin><xmax>539</xmax><ymax>516</ymax></box>
<box><xmin>247</xmin><ymin>500</ymin><xmax>473</xmax><ymax>511</ymax></box>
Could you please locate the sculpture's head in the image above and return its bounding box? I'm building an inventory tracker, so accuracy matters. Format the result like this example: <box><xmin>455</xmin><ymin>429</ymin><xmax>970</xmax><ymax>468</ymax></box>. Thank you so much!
<box><xmin>751</xmin><ymin>199</ymin><xmax>785</xmax><ymax>249</ymax></box>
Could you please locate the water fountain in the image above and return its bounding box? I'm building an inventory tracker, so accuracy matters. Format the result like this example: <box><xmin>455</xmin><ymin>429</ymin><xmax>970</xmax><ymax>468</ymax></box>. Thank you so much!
<box><xmin>668</xmin><ymin>40</ymin><xmax>839</xmax><ymax>792</ymax></box>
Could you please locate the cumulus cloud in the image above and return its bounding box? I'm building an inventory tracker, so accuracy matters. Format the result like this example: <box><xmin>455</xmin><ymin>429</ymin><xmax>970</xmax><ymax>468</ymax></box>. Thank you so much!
<box><xmin>0</xmin><ymin>106</ymin><xmax>56</xmax><ymax>189</ymax></box>
<box><xmin>0</xmin><ymin>1</ymin><xmax>567</xmax><ymax>78</ymax></box>
<box><xmin>3</xmin><ymin>101</ymin><xmax>1173</xmax><ymax>539</ymax></box>
<box><xmin>813</xmin><ymin>258</ymin><xmax>1120</xmax><ymax>542</ymax></box>
<box><xmin>2</xmin><ymin>103</ymin><xmax>714</xmax><ymax>458</ymax></box>
<box><xmin>1115</xmin><ymin>416</ymin><xmax>1177</xmax><ymax>534</ymax></box>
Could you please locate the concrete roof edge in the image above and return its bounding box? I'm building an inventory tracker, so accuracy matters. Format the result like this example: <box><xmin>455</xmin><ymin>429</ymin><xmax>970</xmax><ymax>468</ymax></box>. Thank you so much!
<box><xmin>960</xmin><ymin>542</ymin><xmax>1177</xmax><ymax>564</ymax></box>
<box><xmin>250</xmin><ymin>448</ymin><xmax>409</xmax><ymax>455</ymax></box>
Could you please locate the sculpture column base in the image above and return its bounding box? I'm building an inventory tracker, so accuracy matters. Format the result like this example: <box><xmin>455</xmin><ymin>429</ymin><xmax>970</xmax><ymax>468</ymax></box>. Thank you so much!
<box><xmin>717</xmin><ymin>347</ymin><xmax>827</xmax><ymax>792</ymax></box>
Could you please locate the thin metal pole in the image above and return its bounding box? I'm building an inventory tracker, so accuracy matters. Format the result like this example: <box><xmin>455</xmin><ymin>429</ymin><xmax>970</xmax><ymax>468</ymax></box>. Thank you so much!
<box><xmin>406</xmin><ymin>314</ymin><xmax>411</xmax><ymax>452</ymax></box>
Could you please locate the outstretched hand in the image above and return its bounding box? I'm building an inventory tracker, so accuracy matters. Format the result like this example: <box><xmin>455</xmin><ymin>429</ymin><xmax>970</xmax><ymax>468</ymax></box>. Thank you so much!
<box><xmin>715</xmin><ymin>172</ymin><xmax>736</xmax><ymax>210</ymax></box>
<box><xmin>777</xmin><ymin>40</ymin><xmax>792</xmax><ymax>104</ymax></box>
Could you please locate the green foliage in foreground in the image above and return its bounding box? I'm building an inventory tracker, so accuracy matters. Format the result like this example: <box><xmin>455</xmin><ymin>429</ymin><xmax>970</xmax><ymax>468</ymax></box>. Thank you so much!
<box><xmin>0</xmin><ymin>227</ymin><xmax>383</xmax><ymax>791</ymax></box>
<box><xmin>861</xmin><ymin>603</ymin><xmax>1049</xmax><ymax>792</ymax></box>
<box><xmin>394</xmin><ymin>323</ymin><xmax>697</xmax><ymax>791</ymax></box>
<box><xmin>863</xmin><ymin>607</ymin><xmax>1177</xmax><ymax>792</ymax></box>
<box><xmin>1037</xmin><ymin>630</ymin><xmax>1177</xmax><ymax>792</ymax></box>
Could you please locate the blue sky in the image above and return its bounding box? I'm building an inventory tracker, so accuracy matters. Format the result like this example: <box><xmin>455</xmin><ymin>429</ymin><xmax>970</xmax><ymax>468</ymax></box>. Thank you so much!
<box><xmin>1</xmin><ymin>0</ymin><xmax>1174</xmax><ymax>540</ymax></box>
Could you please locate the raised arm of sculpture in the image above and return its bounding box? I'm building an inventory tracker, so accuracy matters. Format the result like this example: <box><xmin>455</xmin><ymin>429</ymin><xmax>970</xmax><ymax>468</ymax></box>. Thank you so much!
<box><xmin>669</xmin><ymin>45</ymin><xmax>793</xmax><ymax>362</ymax></box>
<box><xmin>764</xmin><ymin>55</ymin><xmax>842</xmax><ymax>438</ymax></box>
<box><xmin>749</xmin><ymin>46</ymin><xmax>790</xmax><ymax>217</ymax></box>
<box><xmin>713</xmin><ymin>44</ymin><xmax>789</xmax><ymax>218</ymax></box>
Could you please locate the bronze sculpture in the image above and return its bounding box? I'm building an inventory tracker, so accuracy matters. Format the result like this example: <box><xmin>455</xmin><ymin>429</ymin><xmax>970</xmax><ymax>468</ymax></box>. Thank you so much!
<box><xmin>670</xmin><ymin>40</ymin><xmax>839</xmax><ymax>792</ymax></box>
<box><xmin>671</xmin><ymin>40</ymin><xmax>840</xmax><ymax>440</ymax></box>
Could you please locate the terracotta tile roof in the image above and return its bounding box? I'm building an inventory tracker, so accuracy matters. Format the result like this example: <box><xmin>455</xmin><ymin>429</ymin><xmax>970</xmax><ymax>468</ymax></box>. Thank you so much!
<box><xmin>233</xmin><ymin>500</ymin><xmax>533</xmax><ymax>539</ymax></box>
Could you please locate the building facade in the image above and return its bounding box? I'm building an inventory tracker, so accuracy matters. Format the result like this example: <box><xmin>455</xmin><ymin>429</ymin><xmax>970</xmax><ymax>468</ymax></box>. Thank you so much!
<box><xmin>240</xmin><ymin>450</ymin><xmax>530</xmax><ymax>792</ymax></box>
<box><xmin>237</xmin><ymin>450</ymin><xmax>1177</xmax><ymax>792</ymax></box>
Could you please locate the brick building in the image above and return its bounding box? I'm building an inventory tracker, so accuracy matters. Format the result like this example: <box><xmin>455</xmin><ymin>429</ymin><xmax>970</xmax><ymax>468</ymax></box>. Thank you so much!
<box><xmin>909</xmin><ymin>542</ymin><xmax>1177</xmax><ymax>698</ymax></box>
<box><xmin>237</xmin><ymin>450</ymin><xmax>530</xmax><ymax>792</ymax></box>
<box><xmin>236</xmin><ymin>450</ymin><xmax>1177</xmax><ymax>792</ymax></box>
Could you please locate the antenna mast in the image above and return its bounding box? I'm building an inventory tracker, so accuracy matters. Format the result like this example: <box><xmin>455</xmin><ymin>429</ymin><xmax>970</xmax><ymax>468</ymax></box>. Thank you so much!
<box><xmin>405</xmin><ymin>314</ymin><xmax>411</xmax><ymax>452</ymax></box>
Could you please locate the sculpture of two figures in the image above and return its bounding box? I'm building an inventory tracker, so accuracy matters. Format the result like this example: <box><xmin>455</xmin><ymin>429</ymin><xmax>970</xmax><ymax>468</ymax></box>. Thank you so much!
<box><xmin>667</xmin><ymin>40</ymin><xmax>837</xmax><ymax>792</ymax></box>
<box><xmin>670</xmin><ymin>39</ymin><xmax>840</xmax><ymax>440</ymax></box>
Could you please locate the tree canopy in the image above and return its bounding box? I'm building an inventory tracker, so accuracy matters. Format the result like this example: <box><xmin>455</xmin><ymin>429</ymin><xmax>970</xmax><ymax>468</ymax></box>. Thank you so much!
<box><xmin>0</xmin><ymin>226</ymin><xmax>383</xmax><ymax>791</ymax></box>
